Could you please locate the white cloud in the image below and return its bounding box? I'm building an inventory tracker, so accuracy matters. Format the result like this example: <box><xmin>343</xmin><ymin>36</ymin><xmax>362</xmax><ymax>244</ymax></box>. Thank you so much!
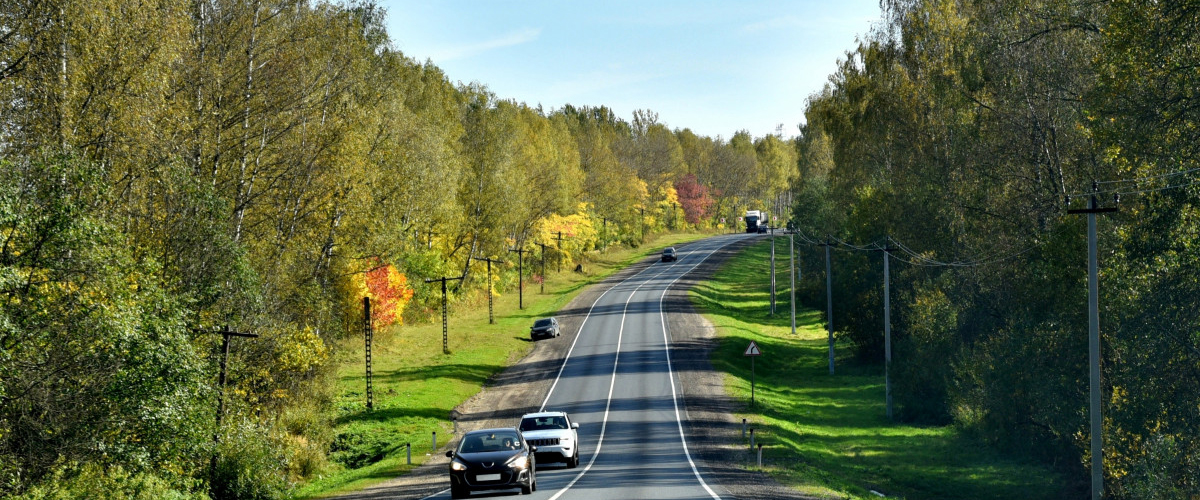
<box><xmin>429</xmin><ymin>27</ymin><xmax>542</xmax><ymax>62</ymax></box>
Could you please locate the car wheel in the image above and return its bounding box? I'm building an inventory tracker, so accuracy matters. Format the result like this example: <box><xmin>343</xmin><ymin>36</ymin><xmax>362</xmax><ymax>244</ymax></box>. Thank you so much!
<box><xmin>568</xmin><ymin>451</ymin><xmax>579</xmax><ymax>468</ymax></box>
<box><xmin>521</xmin><ymin>477</ymin><xmax>533</xmax><ymax>495</ymax></box>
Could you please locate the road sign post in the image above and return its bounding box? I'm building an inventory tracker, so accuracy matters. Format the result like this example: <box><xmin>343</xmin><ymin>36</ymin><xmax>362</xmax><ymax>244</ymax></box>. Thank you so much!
<box><xmin>745</xmin><ymin>341</ymin><xmax>762</xmax><ymax>406</ymax></box>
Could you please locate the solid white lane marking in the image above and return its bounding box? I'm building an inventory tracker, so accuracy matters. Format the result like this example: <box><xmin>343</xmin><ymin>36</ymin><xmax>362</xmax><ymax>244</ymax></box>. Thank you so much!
<box><xmin>416</xmin><ymin>487</ymin><xmax>448</xmax><ymax>500</ymax></box>
<box><xmin>657</xmin><ymin>246</ymin><xmax>732</xmax><ymax>500</ymax></box>
<box><xmin>545</xmin><ymin>235</ymin><xmax>740</xmax><ymax>500</ymax></box>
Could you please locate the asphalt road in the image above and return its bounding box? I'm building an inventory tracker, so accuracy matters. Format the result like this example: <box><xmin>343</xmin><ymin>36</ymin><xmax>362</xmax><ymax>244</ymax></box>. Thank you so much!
<box><xmin>424</xmin><ymin>234</ymin><xmax>746</xmax><ymax>500</ymax></box>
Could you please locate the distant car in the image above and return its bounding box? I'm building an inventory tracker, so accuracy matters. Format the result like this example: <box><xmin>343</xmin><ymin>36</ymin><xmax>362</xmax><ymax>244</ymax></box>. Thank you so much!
<box><xmin>661</xmin><ymin>247</ymin><xmax>677</xmax><ymax>262</ymax></box>
<box><xmin>446</xmin><ymin>428</ymin><xmax>537</xmax><ymax>498</ymax></box>
<box><xmin>519</xmin><ymin>411</ymin><xmax>580</xmax><ymax>468</ymax></box>
<box><xmin>757</xmin><ymin>225</ymin><xmax>768</xmax><ymax>234</ymax></box>
<box><xmin>530</xmin><ymin>317</ymin><xmax>560</xmax><ymax>339</ymax></box>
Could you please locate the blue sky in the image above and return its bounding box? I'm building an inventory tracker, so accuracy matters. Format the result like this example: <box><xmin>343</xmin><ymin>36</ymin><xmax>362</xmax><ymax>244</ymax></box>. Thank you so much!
<box><xmin>376</xmin><ymin>1</ymin><xmax>883</xmax><ymax>140</ymax></box>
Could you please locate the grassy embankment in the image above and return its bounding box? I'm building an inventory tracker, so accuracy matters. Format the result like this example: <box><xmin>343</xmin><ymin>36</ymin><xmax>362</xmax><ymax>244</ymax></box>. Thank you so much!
<box><xmin>292</xmin><ymin>230</ymin><xmax>723</xmax><ymax>499</ymax></box>
<box><xmin>690</xmin><ymin>239</ymin><xmax>1068</xmax><ymax>500</ymax></box>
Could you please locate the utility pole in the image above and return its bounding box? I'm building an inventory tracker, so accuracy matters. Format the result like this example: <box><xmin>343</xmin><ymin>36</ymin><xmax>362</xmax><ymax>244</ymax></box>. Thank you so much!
<box><xmin>672</xmin><ymin>202</ymin><xmax>677</xmax><ymax>229</ymax></box>
<box><xmin>638</xmin><ymin>207</ymin><xmax>645</xmax><ymax>241</ymax></box>
<box><xmin>472</xmin><ymin>256</ymin><xmax>503</xmax><ymax>324</ymax></box>
<box><xmin>1068</xmin><ymin>183</ymin><xmax>1117</xmax><ymax>500</ymax></box>
<box><xmin>790</xmin><ymin>233</ymin><xmax>797</xmax><ymax>335</ymax></box>
<box><xmin>600</xmin><ymin>216</ymin><xmax>610</xmax><ymax>249</ymax></box>
<box><xmin>204</xmin><ymin>326</ymin><xmax>259</xmax><ymax>431</ymax></box>
<box><xmin>509</xmin><ymin>246</ymin><xmax>528</xmax><ymax>309</ymax></box>
<box><xmin>534</xmin><ymin>242</ymin><xmax>548</xmax><ymax>294</ymax></box>
<box><xmin>819</xmin><ymin>238</ymin><xmax>836</xmax><ymax>375</ymax></box>
<box><xmin>363</xmin><ymin>297</ymin><xmax>374</xmax><ymax>411</ymax></box>
<box><xmin>770</xmin><ymin>227</ymin><xmax>777</xmax><ymax>315</ymax></box>
<box><xmin>424</xmin><ymin>276</ymin><xmax>464</xmax><ymax>354</ymax></box>
<box><xmin>194</xmin><ymin>325</ymin><xmax>258</xmax><ymax>491</ymax></box>
<box><xmin>555</xmin><ymin>232</ymin><xmax>566</xmax><ymax>273</ymax></box>
<box><xmin>881</xmin><ymin>239</ymin><xmax>898</xmax><ymax>420</ymax></box>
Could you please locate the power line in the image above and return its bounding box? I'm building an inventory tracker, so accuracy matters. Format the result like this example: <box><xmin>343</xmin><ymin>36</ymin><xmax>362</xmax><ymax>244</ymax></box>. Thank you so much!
<box><xmin>1094</xmin><ymin>165</ymin><xmax>1200</xmax><ymax>186</ymax></box>
<box><xmin>792</xmin><ymin>229</ymin><xmax>1044</xmax><ymax>269</ymax></box>
<box><xmin>1069</xmin><ymin>170</ymin><xmax>1200</xmax><ymax>199</ymax></box>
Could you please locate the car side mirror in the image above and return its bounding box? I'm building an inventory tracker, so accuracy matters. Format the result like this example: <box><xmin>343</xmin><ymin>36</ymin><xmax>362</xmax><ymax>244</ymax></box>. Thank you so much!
<box><xmin>529</xmin><ymin>446</ymin><xmax>538</xmax><ymax>453</ymax></box>
<box><xmin>445</xmin><ymin>450</ymin><xmax>454</xmax><ymax>458</ymax></box>
<box><xmin>571</xmin><ymin>422</ymin><xmax>579</xmax><ymax>429</ymax></box>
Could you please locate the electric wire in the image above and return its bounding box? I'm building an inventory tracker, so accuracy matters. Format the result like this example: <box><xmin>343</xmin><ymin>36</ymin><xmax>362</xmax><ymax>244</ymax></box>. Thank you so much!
<box><xmin>790</xmin><ymin>229</ymin><xmax>1046</xmax><ymax>268</ymax></box>
<box><xmin>1068</xmin><ymin>167</ymin><xmax>1200</xmax><ymax>199</ymax></box>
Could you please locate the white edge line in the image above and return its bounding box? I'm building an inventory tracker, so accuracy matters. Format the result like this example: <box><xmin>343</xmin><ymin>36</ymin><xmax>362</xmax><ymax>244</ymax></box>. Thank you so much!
<box><xmin>658</xmin><ymin>239</ymin><xmax>739</xmax><ymax>500</ymax></box>
<box><xmin>417</xmin><ymin>488</ymin><xmax>449</xmax><ymax>500</ymax></box>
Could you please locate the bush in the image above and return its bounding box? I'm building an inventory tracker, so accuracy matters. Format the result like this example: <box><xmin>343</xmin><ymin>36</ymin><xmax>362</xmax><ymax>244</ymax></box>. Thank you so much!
<box><xmin>210</xmin><ymin>420</ymin><xmax>289</xmax><ymax>500</ymax></box>
<box><xmin>16</xmin><ymin>463</ymin><xmax>208</xmax><ymax>500</ymax></box>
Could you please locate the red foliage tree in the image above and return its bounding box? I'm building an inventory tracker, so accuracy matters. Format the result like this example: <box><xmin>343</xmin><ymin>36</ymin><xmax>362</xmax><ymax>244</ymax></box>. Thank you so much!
<box><xmin>674</xmin><ymin>173</ymin><xmax>714</xmax><ymax>224</ymax></box>
<box><xmin>364</xmin><ymin>263</ymin><xmax>414</xmax><ymax>329</ymax></box>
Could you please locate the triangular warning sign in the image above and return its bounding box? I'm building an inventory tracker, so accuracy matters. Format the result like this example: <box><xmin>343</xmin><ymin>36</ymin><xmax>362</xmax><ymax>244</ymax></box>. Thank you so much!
<box><xmin>744</xmin><ymin>341</ymin><xmax>762</xmax><ymax>356</ymax></box>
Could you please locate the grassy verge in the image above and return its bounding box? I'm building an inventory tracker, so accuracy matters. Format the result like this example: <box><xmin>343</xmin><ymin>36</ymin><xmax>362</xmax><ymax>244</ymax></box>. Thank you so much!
<box><xmin>689</xmin><ymin>239</ymin><xmax>1067</xmax><ymax>500</ymax></box>
<box><xmin>290</xmin><ymin>230</ymin><xmax>721</xmax><ymax>499</ymax></box>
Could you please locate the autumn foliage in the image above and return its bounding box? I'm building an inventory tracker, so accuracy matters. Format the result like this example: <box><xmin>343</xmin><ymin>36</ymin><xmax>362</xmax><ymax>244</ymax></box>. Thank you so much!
<box><xmin>674</xmin><ymin>173</ymin><xmax>714</xmax><ymax>225</ymax></box>
<box><xmin>361</xmin><ymin>262</ymin><xmax>415</xmax><ymax>329</ymax></box>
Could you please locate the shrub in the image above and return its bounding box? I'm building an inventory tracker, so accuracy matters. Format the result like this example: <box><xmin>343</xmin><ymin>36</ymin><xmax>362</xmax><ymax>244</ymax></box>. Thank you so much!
<box><xmin>16</xmin><ymin>463</ymin><xmax>208</xmax><ymax>500</ymax></box>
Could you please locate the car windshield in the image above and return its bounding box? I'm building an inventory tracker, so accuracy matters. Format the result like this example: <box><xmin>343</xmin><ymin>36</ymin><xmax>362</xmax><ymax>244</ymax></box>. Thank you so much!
<box><xmin>534</xmin><ymin>319</ymin><xmax>553</xmax><ymax>328</ymax></box>
<box><xmin>519</xmin><ymin>416</ymin><xmax>568</xmax><ymax>431</ymax></box>
<box><xmin>664</xmin><ymin>248</ymin><xmax>675</xmax><ymax>254</ymax></box>
<box><xmin>459</xmin><ymin>431</ymin><xmax>522</xmax><ymax>453</ymax></box>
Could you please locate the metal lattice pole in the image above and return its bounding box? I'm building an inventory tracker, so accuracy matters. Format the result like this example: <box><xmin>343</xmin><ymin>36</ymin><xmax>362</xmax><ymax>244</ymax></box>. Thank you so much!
<box><xmin>364</xmin><ymin>297</ymin><xmax>373</xmax><ymax>411</ymax></box>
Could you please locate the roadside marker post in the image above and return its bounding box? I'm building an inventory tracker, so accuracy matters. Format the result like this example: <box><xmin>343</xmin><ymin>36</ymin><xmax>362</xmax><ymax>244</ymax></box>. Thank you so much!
<box><xmin>745</xmin><ymin>341</ymin><xmax>762</xmax><ymax>405</ymax></box>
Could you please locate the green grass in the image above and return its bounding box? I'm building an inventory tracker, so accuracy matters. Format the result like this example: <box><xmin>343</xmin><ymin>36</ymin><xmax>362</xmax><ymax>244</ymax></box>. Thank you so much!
<box><xmin>690</xmin><ymin>239</ymin><xmax>1068</xmax><ymax>500</ymax></box>
<box><xmin>290</xmin><ymin>230</ymin><xmax>721</xmax><ymax>499</ymax></box>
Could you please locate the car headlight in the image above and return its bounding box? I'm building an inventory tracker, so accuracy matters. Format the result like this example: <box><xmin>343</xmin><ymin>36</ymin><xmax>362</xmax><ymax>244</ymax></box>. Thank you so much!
<box><xmin>450</xmin><ymin>460</ymin><xmax>467</xmax><ymax>471</ymax></box>
<box><xmin>506</xmin><ymin>455</ymin><xmax>528</xmax><ymax>469</ymax></box>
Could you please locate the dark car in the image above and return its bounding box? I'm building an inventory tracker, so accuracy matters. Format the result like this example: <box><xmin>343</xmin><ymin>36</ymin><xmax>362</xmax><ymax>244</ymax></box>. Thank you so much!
<box><xmin>662</xmin><ymin>247</ymin><xmax>677</xmax><ymax>262</ymax></box>
<box><xmin>530</xmin><ymin>317</ymin><xmax>560</xmax><ymax>339</ymax></box>
<box><xmin>447</xmin><ymin>428</ymin><xmax>537</xmax><ymax>498</ymax></box>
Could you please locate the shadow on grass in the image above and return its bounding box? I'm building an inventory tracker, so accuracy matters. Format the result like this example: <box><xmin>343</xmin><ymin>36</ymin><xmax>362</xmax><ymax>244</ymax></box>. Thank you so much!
<box><xmin>335</xmin><ymin>406</ymin><xmax>452</xmax><ymax>426</ymax></box>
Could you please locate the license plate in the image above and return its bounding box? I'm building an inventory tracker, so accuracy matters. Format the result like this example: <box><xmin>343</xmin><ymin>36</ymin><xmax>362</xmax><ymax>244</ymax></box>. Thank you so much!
<box><xmin>476</xmin><ymin>474</ymin><xmax>501</xmax><ymax>482</ymax></box>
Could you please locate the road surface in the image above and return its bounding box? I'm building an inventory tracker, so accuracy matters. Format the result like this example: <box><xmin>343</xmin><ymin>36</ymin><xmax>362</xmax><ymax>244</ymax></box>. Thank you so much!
<box><xmin>427</xmin><ymin>234</ymin><xmax>744</xmax><ymax>500</ymax></box>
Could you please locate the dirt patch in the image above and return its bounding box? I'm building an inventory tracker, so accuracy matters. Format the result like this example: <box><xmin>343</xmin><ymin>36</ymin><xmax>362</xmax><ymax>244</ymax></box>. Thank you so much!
<box><xmin>332</xmin><ymin>237</ymin><xmax>816</xmax><ymax>499</ymax></box>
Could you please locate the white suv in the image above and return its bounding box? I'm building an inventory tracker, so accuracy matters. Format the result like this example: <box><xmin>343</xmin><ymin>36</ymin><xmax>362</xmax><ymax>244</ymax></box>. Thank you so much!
<box><xmin>518</xmin><ymin>411</ymin><xmax>580</xmax><ymax>468</ymax></box>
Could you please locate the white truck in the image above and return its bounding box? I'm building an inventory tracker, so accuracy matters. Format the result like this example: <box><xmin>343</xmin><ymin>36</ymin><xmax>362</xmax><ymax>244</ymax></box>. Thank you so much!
<box><xmin>745</xmin><ymin>210</ymin><xmax>766</xmax><ymax>233</ymax></box>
